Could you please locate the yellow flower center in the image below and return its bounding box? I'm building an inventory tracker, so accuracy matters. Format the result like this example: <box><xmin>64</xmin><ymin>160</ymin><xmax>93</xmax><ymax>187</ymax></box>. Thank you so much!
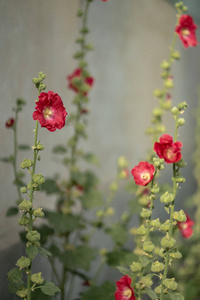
<box><xmin>43</xmin><ymin>107</ymin><xmax>53</xmax><ymax>119</ymax></box>
<box><xmin>123</xmin><ymin>288</ymin><xmax>132</xmax><ymax>298</ymax></box>
<box><xmin>141</xmin><ymin>172</ymin><xmax>150</xmax><ymax>181</ymax></box>
<box><xmin>182</xmin><ymin>28</ymin><xmax>190</xmax><ymax>36</ymax></box>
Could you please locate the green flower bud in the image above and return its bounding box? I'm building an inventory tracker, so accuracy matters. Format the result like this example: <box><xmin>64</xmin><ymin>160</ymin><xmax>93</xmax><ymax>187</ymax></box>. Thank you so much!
<box><xmin>141</xmin><ymin>275</ymin><xmax>153</xmax><ymax>288</ymax></box>
<box><xmin>77</xmin><ymin>10</ymin><xmax>83</xmax><ymax>17</ymax></box>
<box><xmin>76</xmin><ymin>37</ymin><xmax>84</xmax><ymax>44</ymax></box>
<box><xmin>171</xmin><ymin>50</ymin><xmax>180</xmax><ymax>60</ymax></box>
<box><xmin>20</xmin><ymin>159</ymin><xmax>33</xmax><ymax>169</ymax></box>
<box><xmin>173</xmin><ymin>176</ymin><xmax>186</xmax><ymax>183</ymax></box>
<box><xmin>20</xmin><ymin>186</ymin><xmax>27</xmax><ymax>194</ymax></box>
<box><xmin>163</xmin><ymin>278</ymin><xmax>178</xmax><ymax>290</ymax></box>
<box><xmin>18</xmin><ymin>215</ymin><xmax>29</xmax><ymax>226</ymax></box>
<box><xmin>160</xmin><ymin>220</ymin><xmax>170</xmax><ymax>232</ymax></box>
<box><xmin>33</xmin><ymin>208</ymin><xmax>44</xmax><ymax>218</ymax></box>
<box><xmin>161</xmin><ymin>101</ymin><xmax>172</xmax><ymax>110</ymax></box>
<box><xmin>79</xmin><ymin>83</ymin><xmax>90</xmax><ymax>94</ymax></box>
<box><xmin>177</xmin><ymin>118</ymin><xmax>185</xmax><ymax>127</ymax></box>
<box><xmin>182</xmin><ymin>6</ymin><xmax>188</xmax><ymax>12</ymax></box>
<box><xmin>176</xmin><ymin>159</ymin><xmax>187</xmax><ymax>168</ymax></box>
<box><xmin>161</xmin><ymin>235</ymin><xmax>176</xmax><ymax>249</ymax></box>
<box><xmin>151</xmin><ymin>261</ymin><xmax>165</xmax><ymax>273</ymax></box>
<box><xmin>161</xmin><ymin>71</ymin><xmax>169</xmax><ymax>79</ymax></box>
<box><xmin>73</xmin><ymin>51</ymin><xmax>84</xmax><ymax>59</ymax></box>
<box><xmin>150</xmin><ymin>218</ymin><xmax>161</xmax><ymax>228</ymax></box>
<box><xmin>165</xmin><ymin>78</ymin><xmax>174</xmax><ymax>88</ymax></box>
<box><xmin>153</xmin><ymin>89</ymin><xmax>163</xmax><ymax>98</ymax></box>
<box><xmin>143</xmin><ymin>241</ymin><xmax>155</xmax><ymax>253</ymax></box>
<box><xmin>75</xmin><ymin>123</ymin><xmax>85</xmax><ymax>133</ymax></box>
<box><xmin>96</xmin><ymin>210</ymin><xmax>104</xmax><ymax>218</ymax></box>
<box><xmin>32</xmin><ymin>173</ymin><xmax>45</xmax><ymax>185</ymax></box>
<box><xmin>160</xmin><ymin>191</ymin><xmax>174</xmax><ymax>204</ymax></box>
<box><xmin>78</xmin><ymin>60</ymin><xmax>88</xmax><ymax>68</ymax></box>
<box><xmin>158</xmin><ymin>248</ymin><xmax>165</xmax><ymax>258</ymax></box>
<box><xmin>171</xmin><ymin>106</ymin><xmax>179</xmax><ymax>115</ymax></box>
<box><xmin>173</xmin><ymin>210</ymin><xmax>186</xmax><ymax>222</ymax></box>
<box><xmin>169</xmin><ymin>249</ymin><xmax>182</xmax><ymax>260</ymax></box>
<box><xmin>27</xmin><ymin>182</ymin><xmax>32</xmax><ymax>190</ymax></box>
<box><xmin>36</xmin><ymin>143</ymin><xmax>45</xmax><ymax>151</ymax></box>
<box><xmin>39</xmin><ymin>83</ymin><xmax>46</xmax><ymax>91</ymax></box>
<box><xmin>84</xmin><ymin>43</ymin><xmax>94</xmax><ymax>51</ymax></box>
<box><xmin>118</xmin><ymin>156</ymin><xmax>128</xmax><ymax>168</ymax></box>
<box><xmin>130</xmin><ymin>262</ymin><xmax>142</xmax><ymax>272</ymax></box>
<box><xmin>153</xmin><ymin>107</ymin><xmax>163</xmax><ymax>117</ymax></box>
<box><xmin>140</xmin><ymin>208</ymin><xmax>152</xmax><ymax>219</ymax></box>
<box><xmin>31</xmin><ymin>272</ymin><xmax>44</xmax><ymax>285</ymax></box>
<box><xmin>80</xmin><ymin>27</ymin><xmax>89</xmax><ymax>34</ymax></box>
<box><xmin>136</xmin><ymin>225</ymin><xmax>148</xmax><ymax>236</ymax></box>
<box><xmin>178</xmin><ymin>101</ymin><xmax>188</xmax><ymax>110</ymax></box>
<box><xmin>16</xmin><ymin>287</ymin><xmax>28</xmax><ymax>298</ymax></box>
<box><xmin>16</xmin><ymin>256</ymin><xmax>31</xmax><ymax>269</ymax></box>
<box><xmin>161</xmin><ymin>60</ymin><xmax>170</xmax><ymax>70</ymax></box>
<box><xmin>26</xmin><ymin>230</ymin><xmax>40</xmax><ymax>242</ymax></box>
<box><xmin>18</xmin><ymin>200</ymin><xmax>32</xmax><ymax>211</ymax></box>
<box><xmin>154</xmin><ymin>285</ymin><xmax>162</xmax><ymax>294</ymax></box>
<box><xmin>150</xmin><ymin>186</ymin><xmax>160</xmax><ymax>194</ymax></box>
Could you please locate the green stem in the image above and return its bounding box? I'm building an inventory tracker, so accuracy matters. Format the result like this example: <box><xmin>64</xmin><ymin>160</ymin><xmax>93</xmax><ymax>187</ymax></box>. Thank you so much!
<box><xmin>13</xmin><ymin>109</ymin><xmax>22</xmax><ymax>200</ymax></box>
<box><xmin>60</xmin><ymin>267</ymin><xmax>67</xmax><ymax>300</ymax></box>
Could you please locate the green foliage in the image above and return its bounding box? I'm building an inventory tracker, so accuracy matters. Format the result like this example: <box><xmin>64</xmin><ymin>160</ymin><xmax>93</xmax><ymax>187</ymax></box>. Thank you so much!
<box><xmin>106</xmin><ymin>223</ymin><xmax>128</xmax><ymax>246</ymax></box>
<box><xmin>168</xmin><ymin>291</ymin><xmax>184</xmax><ymax>300</ymax></box>
<box><xmin>26</xmin><ymin>245</ymin><xmax>38</xmax><ymax>260</ymax></box>
<box><xmin>36</xmin><ymin>224</ymin><xmax>54</xmax><ymax>244</ymax></box>
<box><xmin>41</xmin><ymin>281</ymin><xmax>60</xmax><ymax>296</ymax></box>
<box><xmin>38</xmin><ymin>247</ymin><xmax>52</xmax><ymax>258</ymax></box>
<box><xmin>44</xmin><ymin>211</ymin><xmax>80</xmax><ymax>233</ymax></box>
<box><xmin>145</xmin><ymin>289</ymin><xmax>158</xmax><ymax>300</ymax></box>
<box><xmin>80</xmin><ymin>282</ymin><xmax>115</xmax><ymax>300</ymax></box>
<box><xmin>106</xmin><ymin>250</ymin><xmax>137</xmax><ymax>267</ymax></box>
<box><xmin>52</xmin><ymin>145</ymin><xmax>67</xmax><ymax>154</ymax></box>
<box><xmin>6</xmin><ymin>206</ymin><xmax>18</xmax><ymax>217</ymax></box>
<box><xmin>81</xmin><ymin>189</ymin><xmax>103</xmax><ymax>209</ymax></box>
<box><xmin>8</xmin><ymin>267</ymin><xmax>22</xmax><ymax>283</ymax></box>
<box><xmin>82</xmin><ymin>153</ymin><xmax>100</xmax><ymax>165</ymax></box>
<box><xmin>41</xmin><ymin>179</ymin><xmax>60</xmax><ymax>194</ymax></box>
<box><xmin>18</xmin><ymin>144</ymin><xmax>30</xmax><ymax>150</ymax></box>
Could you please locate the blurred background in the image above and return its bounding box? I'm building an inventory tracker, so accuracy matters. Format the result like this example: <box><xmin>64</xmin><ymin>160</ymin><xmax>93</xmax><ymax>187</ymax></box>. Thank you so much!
<box><xmin>0</xmin><ymin>0</ymin><xmax>200</xmax><ymax>298</ymax></box>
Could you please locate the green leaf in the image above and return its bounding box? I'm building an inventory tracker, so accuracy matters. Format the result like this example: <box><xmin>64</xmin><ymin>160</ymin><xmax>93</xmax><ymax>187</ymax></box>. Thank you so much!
<box><xmin>0</xmin><ymin>156</ymin><xmax>13</xmax><ymax>163</ymax></box>
<box><xmin>8</xmin><ymin>267</ymin><xmax>22</xmax><ymax>283</ymax></box>
<box><xmin>106</xmin><ymin>223</ymin><xmax>128</xmax><ymax>246</ymax></box>
<box><xmin>38</xmin><ymin>247</ymin><xmax>52</xmax><ymax>258</ymax></box>
<box><xmin>117</xmin><ymin>266</ymin><xmax>132</xmax><ymax>278</ymax></box>
<box><xmin>41</xmin><ymin>281</ymin><xmax>60</xmax><ymax>296</ymax></box>
<box><xmin>145</xmin><ymin>289</ymin><xmax>158</xmax><ymax>300</ymax></box>
<box><xmin>48</xmin><ymin>244</ymin><xmax>61</xmax><ymax>257</ymax></box>
<box><xmin>71</xmin><ymin>170</ymin><xmax>98</xmax><ymax>191</ymax></box>
<box><xmin>35</xmin><ymin>224</ymin><xmax>54</xmax><ymax>244</ymax></box>
<box><xmin>60</xmin><ymin>245</ymin><xmax>97</xmax><ymax>271</ymax></box>
<box><xmin>83</xmin><ymin>153</ymin><xmax>99</xmax><ymax>166</ymax></box>
<box><xmin>18</xmin><ymin>144</ymin><xmax>30</xmax><ymax>150</ymax></box>
<box><xmin>8</xmin><ymin>280</ymin><xmax>24</xmax><ymax>294</ymax></box>
<box><xmin>139</xmin><ymin>255</ymin><xmax>150</xmax><ymax>268</ymax></box>
<box><xmin>81</xmin><ymin>189</ymin><xmax>103</xmax><ymax>209</ymax></box>
<box><xmin>6</xmin><ymin>206</ymin><xmax>19</xmax><ymax>217</ymax></box>
<box><xmin>44</xmin><ymin>211</ymin><xmax>80</xmax><ymax>233</ymax></box>
<box><xmin>106</xmin><ymin>250</ymin><xmax>137</xmax><ymax>267</ymax></box>
<box><xmin>41</xmin><ymin>179</ymin><xmax>60</xmax><ymax>195</ymax></box>
<box><xmin>32</xmin><ymin>289</ymin><xmax>53</xmax><ymax>300</ymax></box>
<box><xmin>26</xmin><ymin>245</ymin><xmax>38</xmax><ymax>260</ymax></box>
<box><xmin>128</xmin><ymin>198</ymin><xmax>142</xmax><ymax>214</ymax></box>
<box><xmin>80</xmin><ymin>282</ymin><xmax>115</xmax><ymax>300</ymax></box>
<box><xmin>52</xmin><ymin>145</ymin><xmax>67</xmax><ymax>154</ymax></box>
<box><xmin>168</xmin><ymin>291</ymin><xmax>184</xmax><ymax>300</ymax></box>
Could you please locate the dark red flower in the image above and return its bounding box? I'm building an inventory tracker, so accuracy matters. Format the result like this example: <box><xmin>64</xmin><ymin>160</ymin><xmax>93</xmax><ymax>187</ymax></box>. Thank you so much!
<box><xmin>67</xmin><ymin>68</ymin><xmax>94</xmax><ymax>95</ymax></box>
<box><xmin>115</xmin><ymin>275</ymin><xmax>135</xmax><ymax>300</ymax></box>
<box><xmin>154</xmin><ymin>134</ymin><xmax>182</xmax><ymax>163</ymax></box>
<box><xmin>175</xmin><ymin>15</ymin><xmax>198</xmax><ymax>48</ymax></box>
<box><xmin>33</xmin><ymin>91</ymin><xmax>67</xmax><ymax>132</ymax></box>
<box><xmin>5</xmin><ymin>118</ymin><xmax>15</xmax><ymax>128</ymax></box>
<box><xmin>131</xmin><ymin>161</ymin><xmax>155</xmax><ymax>186</ymax></box>
<box><xmin>178</xmin><ymin>213</ymin><xmax>194</xmax><ymax>238</ymax></box>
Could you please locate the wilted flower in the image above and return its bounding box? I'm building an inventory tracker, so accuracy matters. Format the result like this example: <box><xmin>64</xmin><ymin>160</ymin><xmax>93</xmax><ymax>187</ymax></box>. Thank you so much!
<box><xmin>175</xmin><ymin>15</ymin><xmax>198</xmax><ymax>48</ymax></box>
<box><xmin>154</xmin><ymin>134</ymin><xmax>182</xmax><ymax>163</ymax></box>
<box><xmin>131</xmin><ymin>161</ymin><xmax>155</xmax><ymax>186</ymax></box>
<box><xmin>5</xmin><ymin>118</ymin><xmax>15</xmax><ymax>128</ymax></box>
<box><xmin>115</xmin><ymin>275</ymin><xmax>136</xmax><ymax>300</ymax></box>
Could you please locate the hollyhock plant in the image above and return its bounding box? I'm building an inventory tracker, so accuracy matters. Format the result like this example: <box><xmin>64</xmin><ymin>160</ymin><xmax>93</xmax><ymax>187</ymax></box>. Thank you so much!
<box><xmin>131</xmin><ymin>161</ymin><xmax>155</xmax><ymax>186</ymax></box>
<box><xmin>5</xmin><ymin>118</ymin><xmax>15</xmax><ymax>128</ymax></box>
<box><xmin>178</xmin><ymin>213</ymin><xmax>194</xmax><ymax>238</ymax></box>
<box><xmin>67</xmin><ymin>68</ymin><xmax>94</xmax><ymax>95</ymax></box>
<box><xmin>115</xmin><ymin>275</ymin><xmax>136</xmax><ymax>300</ymax></box>
<box><xmin>154</xmin><ymin>134</ymin><xmax>182</xmax><ymax>163</ymax></box>
<box><xmin>33</xmin><ymin>91</ymin><xmax>67</xmax><ymax>132</ymax></box>
<box><xmin>175</xmin><ymin>14</ymin><xmax>198</xmax><ymax>48</ymax></box>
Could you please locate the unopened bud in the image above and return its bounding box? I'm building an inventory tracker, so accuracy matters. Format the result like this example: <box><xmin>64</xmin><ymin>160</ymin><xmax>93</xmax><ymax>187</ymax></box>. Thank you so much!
<box><xmin>33</xmin><ymin>208</ymin><xmax>44</xmax><ymax>218</ymax></box>
<box><xmin>171</xmin><ymin>106</ymin><xmax>179</xmax><ymax>115</ymax></box>
<box><xmin>160</xmin><ymin>191</ymin><xmax>174</xmax><ymax>204</ymax></box>
<box><xmin>130</xmin><ymin>262</ymin><xmax>142</xmax><ymax>272</ymax></box>
<box><xmin>163</xmin><ymin>278</ymin><xmax>178</xmax><ymax>290</ymax></box>
<box><xmin>143</xmin><ymin>241</ymin><xmax>155</xmax><ymax>253</ymax></box>
<box><xmin>31</xmin><ymin>272</ymin><xmax>44</xmax><ymax>285</ymax></box>
<box><xmin>18</xmin><ymin>200</ymin><xmax>32</xmax><ymax>211</ymax></box>
<box><xmin>26</xmin><ymin>230</ymin><xmax>40</xmax><ymax>242</ymax></box>
<box><xmin>173</xmin><ymin>210</ymin><xmax>186</xmax><ymax>222</ymax></box>
<box><xmin>16</xmin><ymin>256</ymin><xmax>31</xmax><ymax>269</ymax></box>
<box><xmin>161</xmin><ymin>235</ymin><xmax>176</xmax><ymax>249</ymax></box>
<box><xmin>151</xmin><ymin>261</ymin><xmax>165</xmax><ymax>273</ymax></box>
<box><xmin>20</xmin><ymin>159</ymin><xmax>33</xmax><ymax>169</ymax></box>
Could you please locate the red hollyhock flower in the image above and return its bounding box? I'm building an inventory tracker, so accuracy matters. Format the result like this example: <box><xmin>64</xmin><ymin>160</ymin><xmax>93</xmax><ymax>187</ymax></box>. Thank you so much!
<box><xmin>67</xmin><ymin>68</ymin><xmax>94</xmax><ymax>95</ymax></box>
<box><xmin>175</xmin><ymin>15</ymin><xmax>198</xmax><ymax>48</ymax></box>
<box><xmin>115</xmin><ymin>275</ymin><xmax>135</xmax><ymax>300</ymax></box>
<box><xmin>178</xmin><ymin>213</ymin><xmax>194</xmax><ymax>238</ymax></box>
<box><xmin>33</xmin><ymin>91</ymin><xmax>67</xmax><ymax>132</ymax></box>
<box><xmin>154</xmin><ymin>134</ymin><xmax>182</xmax><ymax>163</ymax></box>
<box><xmin>131</xmin><ymin>161</ymin><xmax>155</xmax><ymax>186</ymax></box>
<box><xmin>5</xmin><ymin>118</ymin><xmax>15</xmax><ymax>128</ymax></box>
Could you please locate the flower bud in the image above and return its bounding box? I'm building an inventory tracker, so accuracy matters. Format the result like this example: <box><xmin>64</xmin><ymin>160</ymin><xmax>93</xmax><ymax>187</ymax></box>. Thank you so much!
<box><xmin>18</xmin><ymin>215</ymin><xmax>29</xmax><ymax>226</ymax></box>
<box><xmin>173</xmin><ymin>176</ymin><xmax>186</xmax><ymax>183</ymax></box>
<box><xmin>130</xmin><ymin>262</ymin><xmax>142</xmax><ymax>272</ymax></box>
<box><xmin>173</xmin><ymin>210</ymin><xmax>186</xmax><ymax>222</ymax></box>
<box><xmin>118</xmin><ymin>156</ymin><xmax>128</xmax><ymax>168</ymax></box>
<box><xmin>33</xmin><ymin>208</ymin><xmax>44</xmax><ymax>218</ymax></box>
<box><xmin>158</xmin><ymin>248</ymin><xmax>165</xmax><ymax>258</ymax></box>
<box><xmin>143</xmin><ymin>241</ymin><xmax>155</xmax><ymax>253</ymax></box>
<box><xmin>32</xmin><ymin>173</ymin><xmax>45</xmax><ymax>185</ymax></box>
<box><xmin>154</xmin><ymin>285</ymin><xmax>162</xmax><ymax>294</ymax></box>
<box><xmin>163</xmin><ymin>278</ymin><xmax>178</xmax><ymax>290</ymax></box>
<box><xmin>164</xmin><ymin>78</ymin><xmax>174</xmax><ymax>88</ymax></box>
<box><xmin>169</xmin><ymin>249</ymin><xmax>182</xmax><ymax>259</ymax></box>
<box><xmin>161</xmin><ymin>60</ymin><xmax>170</xmax><ymax>70</ymax></box>
<box><xmin>18</xmin><ymin>200</ymin><xmax>32</xmax><ymax>211</ymax></box>
<box><xmin>171</xmin><ymin>106</ymin><xmax>179</xmax><ymax>115</ymax></box>
<box><xmin>141</xmin><ymin>275</ymin><xmax>153</xmax><ymax>288</ymax></box>
<box><xmin>136</xmin><ymin>225</ymin><xmax>147</xmax><ymax>236</ymax></box>
<box><xmin>171</xmin><ymin>50</ymin><xmax>180</xmax><ymax>60</ymax></box>
<box><xmin>160</xmin><ymin>192</ymin><xmax>174</xmax><ymax>204</ymax></box>
<box><xmin>20</xmin><ymin>159</ymin><xmax>33</xmax><ymax>169</ymax></box>
<box><xmin>105</xmin><ymin>207</ymin><xmax>114</xmax><ymax>216</ymax></box>
<box><xmin>161</xmin><ymin>235</ymin><xmax>176</xmax><ymax>249</ymax></box>
<box><xmin>178</xmin><ymin>101</ymin><xmax>188</xmax><ymax>111</ymax></box>
<box><xmin>16</xmin><ymin>256</ymin><xmax>31</xmax><ymax>269</ymax></box>
<box><xmin>176</xmin><ymin>159</ymin><xmax>187</xmax><ymax>168</ymax></box>
<box><xmin>150</xmin><ymin>218</ymin><xmax>161</xmax><ymax>228</ymax></box>
<box><xmin>36</xmin><ymin>143</ymin><xmax>45</xmax><ymax>151</ymax></box>
<box><xmin>153</xmin><ymin>89</ymin><xmax>163</xmax><ymax>98</ymax></box>
<box><xmin>20</xmin><ymin>187</ymin><xmax>27</xmax><ymax>194</ymax></box>
<box><xmin>160</xmin><ymin>220</ymin><xmax>170</xmax><ymax>232</ymax></box>
<box><xmin>26</xmin><ymin>230</ymin><xmax>40</xmax><ymax>242</ymax></box>
<box><xmin>31</xmin><ymin>272</ymin><xmax>44</xmax><ymax>285</ymax></box>
<box><xmin>177</xmin><ymin>118</ymin><xmax>185</xmax><ymax>127</ymax></box>
<box><xmin>39</xmin><ymin>83</ymin><xmax>46</xmax><ymax>90</ymax></box>
<box><xmin>96</xmin><ymin>210</ymin><xmax>104</xmax><ymax>218</ymax></box>
<box><xmin>151</xmin><ymin>261</ymin><xmax>165</xmax><ymax>273</ymax></box>
<box><xmin>16</xmin><ymin>287</ymin><xmax>28</xmax><ymax>298</ymax></box>
<box><xmin>78</xmin><ymin>60</ymin><xmax>88</xmax><ymax>68</ymax></box>
<box><xmin>153</xmin><ymin>107</ymin><xmax>163</xmax><ymax>117</ymax></box>
<box><xmin>140</xmin><ymin>208</ymin><xmax>152</xmax><ymax>219</ymax></box>
<box><xmin>150</xmin><ymin>186</ymin><xmax>160</xmax><ymax>194</ymax></box>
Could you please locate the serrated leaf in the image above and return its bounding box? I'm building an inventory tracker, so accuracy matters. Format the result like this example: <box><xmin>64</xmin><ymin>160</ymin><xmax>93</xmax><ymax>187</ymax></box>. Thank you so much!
<box><xmin>48</xmin><ymin>244</ymin><xmax>61</xmax><ymax>257</ymax></box>
<box><xmin>32</xmin><ymin>288</ymin><xmax>53</xmax><ymax>300</ymax></box>
<box><xmin>0</xmin><ymin>156</ymin><xmax>13</xmax><ymax>163</ymax></box>
<box><xmin>60</xmin><ymin>245</ymin><xmax>97</xmax><ymax>271</ymax></box>
<box><xmin>106</xmin><ymin>223</ymin><xmax>128</xmax><ymax>246</ymax></box>
<box><xmin>8</xmin><ymin>267</ymin><xmax>22</xmax><ymax>283</ymax></box>
<box><xmin>145</xmin><ymin>289</ymin><xmax>158</xmax><ymax>300</ymax></box>
<box><xmin>41</xmin><ymin>179</ymin><xmax>60</xmax><ymax>195</ymax></box>
<box><xmin>6</xmin><ymin>206</ymin><xmax>19</xmax><ymax>217</ymax></box>
<box><xmin>168</xmin><ymin>291</ymin><xmax>184</xmax><ymax>300</ymax></box>
<box><xmin>26</xmin><ymin>245</ymin><xmax>38</xmax><ymax>260</ymax></box>
<box><xmin>41</xmin><ymin>281</ymin><xmax>60</xmax><ymax>296</ymax></box>
<box><xmin>44</xmin><ymin>211</ymin><xmax>80</xmax><ymax>233</ymax></box>
<box><xmin>117</xmin><ymin>266</ymin><xmax>132</xmax><ymax>278</ymax></box>
<box><xmin>80</xmin><ymin>281</ymin><xmax>115</xmax><ymax>300</ymax></box>
<box><xmin>38</xmin><ymin>247</ymin><xmax>52</xmax><ymax>258</ymax></box>
<box><xmin>139</xmin><ymin>255</ymin><xmax>150</xmax><ymax>267</ymax></box>
<box><xmin>52</xmin><ymin>145</ymin><xmax>67</xmax><ymax>154</ymax></box>
<box><xmin>81</xmin><ymin>189</ymin><xmax>103</xmax><ymax>209</ymax></box>
<box><xmin>106</xmin><ymin>250</ymin><xmax>136</xmax><ymax>267</ymax></box>
<box><xmin>83</xmin><ymin>153</ymin><xmax>99</xmax><ymax>166</ymax></box>
<box><xmin>18</xmin><ymin>144</ymin><xmax>30</xmax><ymax>150</ymax></box>
<box><xmin>8</xmin><ymin>280</ymin><xmax>24</xmax><ymax>294</ymax></box>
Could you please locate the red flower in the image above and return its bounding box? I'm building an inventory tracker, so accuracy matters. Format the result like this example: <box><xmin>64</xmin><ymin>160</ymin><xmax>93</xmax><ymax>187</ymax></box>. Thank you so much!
<box><xmin>5</xmin><ymin>118</ymin><xmax>15</xmax><ymax>128</ymax></box>
<box><xmin>175</xmin><ymin>15</ymin><xmax>198</xmax><ymax>48</ymax></box>
<box><xmin>131</xmin><ymin>161</ymin><xmax>155</xmax><ymax>186</ymax></box>
<box><xmin>154</xmin><ymin>134</ymin><xmax>182</xmax><ymax>163</ymax></box>
<box><xmin>115</xmin><ymin>275</ymin><xmax>135</xmax><ymax>300</ymax></box>
<box><xmin>178</xmin><ymin>213</ymin><xmax>194</xmax><ymax>238</ymax></box>
<box><xmin>67</xmin><ymin>68</ymin><xmax>94</xmax><ymax>95</ymax></box>
<box><xmin>33</xmin><ymin>91</ymin><xmax>67</xmax><ymax>132</ymax></box>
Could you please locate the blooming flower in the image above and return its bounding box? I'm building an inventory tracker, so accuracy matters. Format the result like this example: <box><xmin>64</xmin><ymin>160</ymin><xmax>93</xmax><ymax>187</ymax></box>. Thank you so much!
<box><xmin>154</xmin><ymin>134</ymin><xmax>182</xmax><ymax>163</ymax></box>
<box><xmin>67</xmin><ymin>68</ymin><xmax>94</xmax><ymax>95</ymax></box>
<box><xmin>178</xmin><ymin>213</ymin><xmax>194</xmax><ymax>238</ymax></box>
<box><xmin>33</xmin><ymin>91</ymin><xmax>67</xmax><ymax>132</ymax></box>
<box><xmin>115</xmin><ymin>275</ymin><xmax>135</xmax><ymax>300</ymax></box>
<box><xmin>5</xmin><ymin>118</ymin><xmax>15</xmax><ymax>128</ymax></box>
<box><xmin>175</xmin><ymin>15</ymin><xmax>198</xmax><ymax>48</ymax></box>
<box><xmin>131</xmin><ymin>161</ymin><xmax>155</xmax><ymax>186</ymax></box>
